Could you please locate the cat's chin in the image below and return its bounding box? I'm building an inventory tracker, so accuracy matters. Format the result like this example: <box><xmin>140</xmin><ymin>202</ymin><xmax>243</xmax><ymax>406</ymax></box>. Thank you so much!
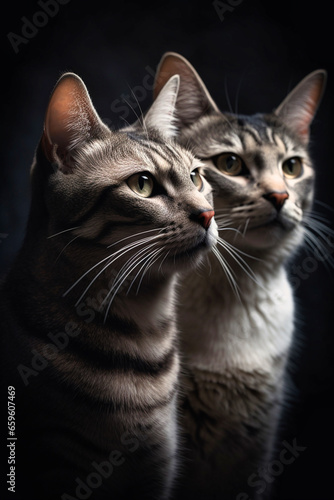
<box><xmin>165</xmin><ymin>237</ymin><xmax>216</xmax><ymax>271</ymax></box>
<box><xmin>163</xmin><ymin>223</ymin><xmax>218</xmax><ymax>269</ymax></box>
<box><xmin>237</xmin><ymin>220</ymin><xmax>296</xmax><ymax>250</ymax></box>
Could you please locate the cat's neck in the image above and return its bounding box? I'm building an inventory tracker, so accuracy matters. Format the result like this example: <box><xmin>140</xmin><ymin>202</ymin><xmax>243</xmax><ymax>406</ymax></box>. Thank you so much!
<box><xmin>3</xmin><ymin>233</ymin><xmax>179</xmax><ymax>406</ymax></box>
<box><xmin>178</xmin><ymin>247</ymin><xmax>294</xmax><ymax>374</ymax></box>
<box><xmin>6</xmin><ymin>233</ymin><xmax>176</xmax><ymax>338</ymax></box>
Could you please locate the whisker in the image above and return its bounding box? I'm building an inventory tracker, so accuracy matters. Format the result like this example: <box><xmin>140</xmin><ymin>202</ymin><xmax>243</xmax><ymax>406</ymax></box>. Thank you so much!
<box><xmin>306</xmin><ymin>211</ymin><xmax>332</xmax><ymax>225</ymax></box>
<box><xmin>217</xmin><ymin>237</ymin><xmax>264</xmax><ymax>287</ymax></box>
<box><xmin>218</xmin><ymin>237</ymin><xmax>262</xmax><ymax>262</ymax></box>
<box><xmin>135</xmin><ymin>248</ymin><xmax>164</xmax><ymax>295</ymax></box>
<box><xmin>123</xmin><ymin>86</ymin><xmax>150</xmax><ymax>142</ymax></box>
<box><xmin>233</xmin><ymin>223</ymin><xmax>243</xmax><ymax>243</ymax></box>
<box><xmin>120</xmin><ymin>116</ymin><xmax>132</xmax><ymax>128</ymax></box>
<box><xmin>122</xmin><ymin>95</ymin><xmax>142</xmax><ymax>124</ymax></box>
<box><xmin>224</xmin><ymin>75</ymin><xmax>234</xmax><ymax>114</ymax></box>
<box><xmin>158</xmin><ymin>249</ymin><xmax>171</xmax><ymax>276</ymax></box>
<box><xmin>303</xmin><ymin>216</ymin><xmax>334</xmax><ymax>238</ymax></box>
<box><xmin>124</xmin><ymin>252</ymin><xmax>156</xmax><ymax>297</ymax></box>
<box><xmin>211</xmin><ymin>246</ymin><xmax>241</xmax><ymax>300</ymax></box>
<box><xmin>314</xmin><ymin>199</ymin><xmax>334</xmax><ymax>213</ymax></box>
<box><xmin>213</xmin><ymin>208</ymin><xmax>234</xmax><ymax>214</ymax></box>
<box><xmin>76</xmin><ymin>238</ymin><xmax>161</xmax><ymax>306</ymax></box>
<box><xmin>214</xmin><ymin>217</ymin><xmax>233</xmax><ymax>225</ymax></box>
<box><xmin>103</xmin><ymin>246</ymin><xmax>159</xmax><ymax>322</ymax></box>
<box><xmin>128</xmin><ymin>85</ymin><xmax>149</xmax><ymax>140</ymax></box>
<box><xmin>218</xmin><ymin>227</ymin><xmax>244</xmax><ymax>239</ymax></box>
<box><xmin>242</xmin><ymin>218</ymin><xmax>250</xmax><ymax>237</ymax></box>
<box><xmin>206</xmin><ymin>251</ymin><xmax>213</xmax><ymax>277</ymax></box>
<box><xmin>303</xmin><ymin>227</ymin><xmax>334</xmax><ymax>271</ymax></box>
<box><xmin>109</xmin><ymin>242</ymin><xmax>159</xmax><ymax>297</ymax></box>
<box><xmin>107</xmin><ymin>227</ymin><xmax>164</xmax><ymax>249</ymax></box>
<box><xmin>54</xmin><ymin>236</ymin><xmax>80</xmax><ymax>263</ymax></box>
<box><xmin>234</xmin><ymin>65</ymin><xmax>250</xmax><ymax>116</ymax></box>
<box><xmin>47</xmin><ymin>226</ymin><xmax>80</xmax><ymax>239</ymax></box>
<box><xmin>63</xmin><ymin>233</ymin><xmax>163</xmax><ymax>300</ymax></box>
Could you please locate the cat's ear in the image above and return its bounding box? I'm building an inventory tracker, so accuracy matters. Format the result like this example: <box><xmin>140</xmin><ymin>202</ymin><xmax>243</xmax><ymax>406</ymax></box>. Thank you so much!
<box><xmin>143</xmin><ymin>74</ymin><xmax>180</xmax><ymax>138</ymax></box>
<box><xmin>41</xmin><ymin>72</ymin><xmax>109</xmax><ymax>172</ymax></box>
<box><xmin>274</xmin><ymin>70</ymin><xmax>327</xmax><ymax>144</ymax></box>
<box><xmin>153</xmin><ymin>52</ymin><xmax>219</xmax><ymax>128</ymax></box>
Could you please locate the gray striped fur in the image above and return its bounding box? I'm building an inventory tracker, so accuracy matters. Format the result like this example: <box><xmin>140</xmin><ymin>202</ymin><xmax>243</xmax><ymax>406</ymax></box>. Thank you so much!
<box><xmin>154</xmin><ymin>53</ymin><xmax>326</xmax><ymax>499</ymax></box>
<box><xmin>0</xmin><ymin>72</ymin><xmax>217</xmax><ymax>499</ymax></box>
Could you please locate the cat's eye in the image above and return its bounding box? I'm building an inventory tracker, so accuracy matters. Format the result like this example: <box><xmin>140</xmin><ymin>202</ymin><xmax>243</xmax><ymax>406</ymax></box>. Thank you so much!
<box><xmin>190</xmin><ymin>169</ymin><xmax>204</xmax><ymax>191</ymax></box>
<box><xmin>127</xmin><ymin>172</ymin><xmax>155</xmax><ymax>198</ymax></box>
<box><xmin>282</xmin><ymin>157</ymin><xmax>303</xmax><ymax>179</ymax></box>
<box><xmin>213</xmin><ymin>153</ymin><xmax>245</xmax><ymax>176</ymax></box>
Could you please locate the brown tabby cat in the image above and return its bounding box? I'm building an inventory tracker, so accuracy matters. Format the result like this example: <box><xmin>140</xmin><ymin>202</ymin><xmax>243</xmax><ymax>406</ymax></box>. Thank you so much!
<box><xmin>153</xmin><ymin>52</ymin><xmax>326</xmax><ymax>499</ymax></box>
<box><xmin>0</xmin><ymin>71</ymin><xmax>218</xmax><ymax>500</ymax></box>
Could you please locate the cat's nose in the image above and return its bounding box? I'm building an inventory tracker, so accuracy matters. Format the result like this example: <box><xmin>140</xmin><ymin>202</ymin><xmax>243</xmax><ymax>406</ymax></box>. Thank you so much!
<box><xmin>263</xmin><ymin>191</ymin><xmax>289</xmax><ymax>212</ymax></box>
<box><xmin>191</xmin><ymin>209</ymin><xmax>215</xmax><ymax>229</ymax></box>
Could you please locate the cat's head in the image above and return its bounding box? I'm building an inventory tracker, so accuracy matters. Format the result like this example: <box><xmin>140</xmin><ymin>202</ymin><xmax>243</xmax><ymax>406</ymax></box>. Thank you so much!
<box><xmin>32</xmin><ymin>72</ymin><xmax>217</xmax><ymax>295</ymax></box>
<box><xmin>153</xmin><ymin>53</ymin><xmax>326</xmax><ymax>258</ymax></box>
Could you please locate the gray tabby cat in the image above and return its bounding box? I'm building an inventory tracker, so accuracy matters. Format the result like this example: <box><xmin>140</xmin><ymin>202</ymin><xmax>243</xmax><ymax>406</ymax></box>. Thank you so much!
<box><xmin>0</xmin><ymin>71</ymin><xmax>218</xmax><ymax>500</ymax></box>
<box><xmin>153</xmin><ymin>53</ymin><xmax>326</xmax><ymax>499</ymax></box>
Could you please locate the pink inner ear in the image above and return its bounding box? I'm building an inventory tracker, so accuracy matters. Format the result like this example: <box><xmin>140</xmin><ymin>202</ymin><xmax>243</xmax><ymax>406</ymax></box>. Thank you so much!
<box><xmin>276</xmin><ymin>70</ymin><xmax>326</xmax><ymax>144</ymax></box>
<box><xmin>46</xmin><ymin>101</ymin><xmax>72</xmax><ymax>151</ymax></box>
<box><xmin>299</xmin><ymin>86</ymin><xmax>323</xmax><ymax>138</ymax></box>
<box><xmin>42</xmin><ymin>74</ymin><xmax>97</xmax><ymax>165</ymax></box>
<box><xmin>298</xmin><ymin>116</ymin><xmax>310</xmax><ymax>141</ymax></box>
<box><xmin>42</xmin><ymin>78</ymin><xmax>77</xmax><ymax>162</ymax></box>
<box><xmin>45</xmin><ymin>77</ymin><xmax>82</xmax><ymax>149</ymax></box>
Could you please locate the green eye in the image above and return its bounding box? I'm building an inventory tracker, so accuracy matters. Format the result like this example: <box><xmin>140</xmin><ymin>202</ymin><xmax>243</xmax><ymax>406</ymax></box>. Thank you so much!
<box><xmin>214</xmin><ymin>153</ymin><xmax>245</xmax><ymax>176</ymax></box>
<box><xmin>282</xmin><ymin>157</ymin><xmax>303</xmax><ymax>179</ymax></box>
<box><xmin>190</xmin><ymin>169</ymin><xmax>204</xmax><ymax>191</ymax></box>
<box><xmin>127</xmin><ymin>172</ymin><xmax>154</xmax><ymax>197</ymax></box>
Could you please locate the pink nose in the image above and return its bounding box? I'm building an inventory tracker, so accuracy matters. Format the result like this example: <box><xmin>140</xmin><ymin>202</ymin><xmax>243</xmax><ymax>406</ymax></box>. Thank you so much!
<box><xmin>197</xmin><ymin>210</ymin><xmax>215</xmax><ymax>229</ymax></box>
<box><xmin>263</xmin><ymin>191</ymin><xmax>289</xmax><ymax>211</ymax></box>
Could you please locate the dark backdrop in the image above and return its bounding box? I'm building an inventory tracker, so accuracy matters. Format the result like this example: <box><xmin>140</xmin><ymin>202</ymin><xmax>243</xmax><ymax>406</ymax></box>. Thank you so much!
<box><xmin>1</xmin><ymin>1</ymin><xmax>333</xmax><ymax>499</ymax></box>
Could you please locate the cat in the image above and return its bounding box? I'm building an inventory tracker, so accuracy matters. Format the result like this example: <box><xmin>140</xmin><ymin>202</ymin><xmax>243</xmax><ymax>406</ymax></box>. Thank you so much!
<box><xmin>153</xmin><ymin>52</ymin><xmax>327</xmax><ymax>499</ymax></box>
<box><xmin>0</xmin><ymin>71</ymin><xmax>218</xmax><ymax>500</ymax></box>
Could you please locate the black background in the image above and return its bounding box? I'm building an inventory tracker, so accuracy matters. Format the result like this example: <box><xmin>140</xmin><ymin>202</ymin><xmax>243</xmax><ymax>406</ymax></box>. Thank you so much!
<box><xmin>1</xmin><ymin>1</ymin><xmax>333</xmax><ymax>499</ymax></box>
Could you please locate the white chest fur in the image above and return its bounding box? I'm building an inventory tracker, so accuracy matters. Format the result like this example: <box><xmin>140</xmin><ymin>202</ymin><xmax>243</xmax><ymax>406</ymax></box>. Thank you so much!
<box><xmin>178</xmin><ymin>255</ymin><xmax>295</xmax><ymax>375</ymax></box>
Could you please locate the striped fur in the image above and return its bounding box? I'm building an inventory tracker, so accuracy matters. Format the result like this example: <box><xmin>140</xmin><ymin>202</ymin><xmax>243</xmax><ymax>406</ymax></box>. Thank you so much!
<box><xmin>154</xmin><ymin>53</ymin><xmax>326</xmax><ymax>499</ymax></box>
<box><xmin>0</xmin><ymin>73</ymin><xmax>218</xmax><ymax>499</ymax></box>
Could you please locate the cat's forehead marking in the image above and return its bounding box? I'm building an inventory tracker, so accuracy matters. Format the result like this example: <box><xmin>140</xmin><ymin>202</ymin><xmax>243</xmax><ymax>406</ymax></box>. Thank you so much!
<box><xmin>144</xmin><ymin>144</ymin><xmax>195</xmax><ymax>185</ymax></box>
<box><xmin>240</xmin><ymin>126</ymin><xmax>263</xmax><ymax>147</ymax></box>
<box><xmin>265</xmin><ymin>128</ymin><xmax>290</xmax><ymax>152</ymax></box>
<box><xmin>225</xmin><ymin>123</ymin><xmax>304</xmax><ymax>159</ymax></box>
<box><xmin>209</xmin><ymin>132</ymin><xmax>243</xmax><ymax>156</ymax></box>
<box><xmin>265</xmin><ymin>126</ymin><xmax>275</xmax><ymax>145</ymax></box>
<box><xmin>81</xmin><ymin>134</ymin><xmax>195</xmax><ymax>183</ymax></box>
<box><xmin>125</xmin><ymin>132</ymin><xmax>194</xmax><ymax>173</ymax></box>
